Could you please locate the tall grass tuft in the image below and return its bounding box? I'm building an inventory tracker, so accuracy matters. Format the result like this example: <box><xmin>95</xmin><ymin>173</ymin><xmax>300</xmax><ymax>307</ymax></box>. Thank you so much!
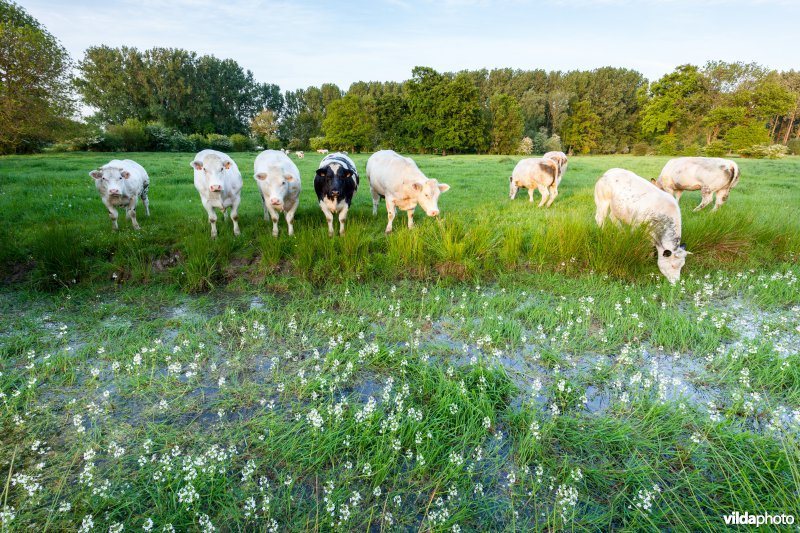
<box><xmin>179</xmin><ymin>231</ymin><xmax>236</xmax><ymax>292</ymax></box>
<box><xmin>30</xmin><ymin>225</ymin><xmax>95</xmax><ymax>290</ymax></box>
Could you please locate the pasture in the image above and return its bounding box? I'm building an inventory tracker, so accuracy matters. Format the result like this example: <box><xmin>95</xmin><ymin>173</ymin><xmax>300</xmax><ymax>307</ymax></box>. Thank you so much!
<box><xmin>0</xmin><ymin>153</ymin><xmax>799</xmax><ymax>531</ymax></box>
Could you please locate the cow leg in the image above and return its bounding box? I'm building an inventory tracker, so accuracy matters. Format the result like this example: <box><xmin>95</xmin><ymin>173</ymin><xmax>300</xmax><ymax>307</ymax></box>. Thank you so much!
<box><xmin>222</xmin><ymin>207</ymin><xmax>228</xmax><ymax>221</ymax></box>
<box><xmin>371</xmin><ymin>188</ymin><xmax>380</xmax><ymax>216</ymax></box>
<box><xmin>285</xmin><ymin>202</ymin><xmax>298</xmax><ymax>237</ymax></box>
<box><xmin>509</xmin><ymin>181</ymin><xmax>519</xmax><ymax>200</ymax></box>
<box><xmin>537</xmin><ymin>185</ymin><xmax>549</xmax><ymax>207</ymax></box>
<box><xmin>384</xmin><ymin>197</ymin><xmax>396</xmax><ymax>234</ymax></box>
<box><xmin>261</xmin><ymin>193</ymin><xmax>269</xmax><ymax>221</ymax></box>
<box><xmin>713</xmin><ymin>188</ymin><xmax>730</xmax><ymax>211</ymax></box>
<box><xmin>103</xmin><ymin>199</ymin><xmax>119</xmax><ymax>231</ymax></box>
<box><xmin>201</xmin><ymin>198</ymin><xmax>218</xmax><ymax>238</ymax></box>
<box><xmin>406</xmin><ymin>209</ymin><xmax>414</xmax><ymax>229</ymax></box>
<box><xmin>546</xmin><ymin>185</ymin><xmax>558</xmax><ymax>207</ymax></box>
<box><xmin>694</xmin><ymin>187</ymin><xmax>714</xmax><ymax>211</ymax></box>
<box><xmin>128</xmin><ymin>197</ymin><xmax>140</xmax><ymax>230</ymax></box>
<box><xmin>595</xmin><ymin>201</ymin><xmax>609</xmax><ymax>227</ymax></box>
<box><xmin>673</xmin><ymin>189</ymin><xmax>683</xmax><ymax>202</ymax></box>
<box><xmin>230</xmin><ymin>197</ymin><xmax>241</xmax><ymax>236</ymax></box>
<box><xmin>527</xmin><ymin>188</ymin><xmax>534</xmax><ymax>203</ymax></box>
<box><xmin>320</xmin><ymin>200</ymin><xmax>335</xmax><ymax>237</ymax></box>
<box><xmin>338</xmin><ymin>204</ymin><xmax>349</xmax><ymax>235</ymax></box>
<box><xmin>266</xmin><ymin>204</ymin><xmax>279</xmax><ymax>237</ymax></box>
<box><xmin>140</xmin><ymin>182</ymin><xmax>150</xmax><ymax>216</ymax></box>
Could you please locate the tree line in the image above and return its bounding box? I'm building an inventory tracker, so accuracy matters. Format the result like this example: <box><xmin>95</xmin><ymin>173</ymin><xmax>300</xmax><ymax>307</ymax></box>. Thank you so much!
<box><xmin>2</xmin><ymin>0</ymin><xmax>799</xmax><ymax>157</ymax></box>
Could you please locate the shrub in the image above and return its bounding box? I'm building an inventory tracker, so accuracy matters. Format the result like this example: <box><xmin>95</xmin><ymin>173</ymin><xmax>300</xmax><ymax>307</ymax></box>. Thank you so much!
<box><xmin>657</xmin><ymin>133</ymin><xmax>679</xmax><ymax>155</ymax></box>
<box><xmin>309</xmin><ymin>136</ymin><xmax>327</xmax><ymax>151</ymax></box>
<box><xmin>725</xmin><ymin>122</ymin><xmax>770</xmax><ymax>152</ymax></box>
<box><xmin>517</xmin><ymin>136</ymin><xmax>533</xmax><ymax>155</ymax></box>
<box><xmin>680</xmin><ymin>143</ymin><xmax>701</xmax><ymax>156</ymax></box>
<box><xmin>144</xmin><ymin>122</ymin><xmax>174</xmax><ymax>151</ymax></box>
<box><xmin>543</xmin><ymin>134</ymin><xmax>562</xmax><ymax>153</ymax></box>
<box><xmin>229</xmin><ymin>133</ymin><xmax>254</xmax><ymax>152</ymax></box>
<box><xmin>206</xmin><ymin>134</ymin><xmax>233</xmax><ymax>152</ymax></box>
<box><xmin>287</xmin><ymin>138</ymin><xmax>304</xmax><ymax>151</ymax></box>
<box><xmin>106</xmin><ymin>119</ymin><xmax>148</xmax><ymax>151</ymax></box>
<box><xmin>188</xmin><ymin>133</ymin><xmax>209</xmax><ymax>150</ymax></box>
<box><xmin>739</xmin><ymin>144</ymin><xmax>788</xmax><ymax>159</ymax></box>
<box><xmin>703</xmin><ymin>140</ymin><xmax>729</xmax><ymax>157</ymax></box>
<box><xmin>631</xmin><ymin>143</ymin><xmax>650</xmax><ymax>156</ymax></box>
<box><xmin>787</xmin><ymin>139</ymin><xmax>800</xmax><ymax>155</ymax></box>
<box><xmin>532</xmin><ymin>128</ymin><xmax>548</xmax><ymax>154</ymax></box>
<box><xmin>171</xmin><ymin>132</ymin><xmax>196</xmax><ymax>152</ymax></box>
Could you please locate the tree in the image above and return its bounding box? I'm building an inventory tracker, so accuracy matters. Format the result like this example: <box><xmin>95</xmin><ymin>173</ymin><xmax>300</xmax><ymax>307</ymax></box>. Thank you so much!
<box><xmin>250</xmin><ymin>109</ymin><xmax>278</xmax><ymax>145</ymax></box>
<box><xmin>639</xmin><ymin>64</ymin><xmax>709</xmax><ymax>142</ymax></box>
<box><xmin>322</xmin><ymin>94</ymin><xmax>373</xmax><ymax>152</ymax></box>
<box><xmin>488</xmin><ymin>94</ymin><xmax>523</xmax><ymax>154</ymax></box>
<box><xmin>562</xmin><ymin>100</ymin><xmax>601</xmax><ymax>154</ymax></box>
<box><xmin>0</xmin><ymin>0</ymin><xmax>75</xmax><ymax>153</ymax></box>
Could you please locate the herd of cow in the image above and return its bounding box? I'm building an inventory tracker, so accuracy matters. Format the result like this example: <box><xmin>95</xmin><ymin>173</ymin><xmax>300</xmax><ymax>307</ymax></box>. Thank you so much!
<box><xmin>89</xmin><ymin>149</ymin><xmax>741</xmax><ymax>283</ymax></box>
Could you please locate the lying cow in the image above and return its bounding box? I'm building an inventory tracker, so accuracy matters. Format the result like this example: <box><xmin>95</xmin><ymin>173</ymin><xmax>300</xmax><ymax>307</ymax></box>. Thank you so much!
<box><xmin>595</xmin><ymin>168</ymin><xmax>690</xmax><ymax>283</ymax></box>
<box><xmin>543</xmin><ymin>151</ymin><xmax>568</xmax><ymax>184</ymax></box>
<box><xmin>653</xmin><ymin>157</ymin><xmax>740</xmax><ymax>211</ymax></box>
<box><xmin>90</xmin><ymin>159</ymin><xmax>150</xmax><ymax>231</ymax></box>
<box><xmin>191</xmin><ymin>149</ymin><xmax>243</xmax><ymax>238</ymax></box>
<box><xmin>315</xmin><ymin>152</ymin><xmax>359</xmax><ymax>236</ymax></box>
<box><xmin>509</xmin><ymin>157</ymin><xmax>560</xmax><ymax>207</ymax></box>
<box><xmin>317</xmin><ymin>149</ymin><xmax>329</xmax><ymax>154</ymax></box>
<box><xmin>366</xmin><ymin>150</ymin><xmax>450</xmax><ymax>233</ymax></box>
<box><xmin>295</xmin><ymin>151</ymin><xmax>305</xmax><ymax>159</ymax></box>
<box><xmin>254</xmin><ymin>150</ymin><xmax>302</xmax><ymax>237</ymax></box>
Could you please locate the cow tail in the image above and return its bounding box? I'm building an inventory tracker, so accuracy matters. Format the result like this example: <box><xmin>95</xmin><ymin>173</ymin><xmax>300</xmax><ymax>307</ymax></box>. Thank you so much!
<box><xmin>546</xmin><ymin>159</ymin><xmax>558</xmax><ymax>186</ymax></box>
<box><xmin>140</xmin><ymin>179</ymin><xmax>149</xmax><ymax>202</ymax></box>
<box><xmin>729</xmin><ymin>163</ymin><xmax>740</xmax><ymax>188</ymax></box>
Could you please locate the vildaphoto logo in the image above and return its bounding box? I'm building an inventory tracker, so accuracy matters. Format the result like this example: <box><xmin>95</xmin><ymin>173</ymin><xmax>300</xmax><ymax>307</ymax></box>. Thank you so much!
<box><xmin>723</xmin><ymin>512</ymin><xmax>795</xmax><ymax>527</ymax></box>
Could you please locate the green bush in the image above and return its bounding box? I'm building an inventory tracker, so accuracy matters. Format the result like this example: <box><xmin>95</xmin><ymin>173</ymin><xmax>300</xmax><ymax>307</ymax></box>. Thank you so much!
<box><xmin>309</xmin><ymin>136</ymin><xmax>327</xmax><ymax>151</ymax></box>
<box><xmin>703</xmin><ymin>140</ymin><xmax>729</xmax><ymax>157</ymax></box>
<box><xmin>144</xmin><ymin>122</ymin><xmax>174</xmax><ymax>151</ymax></box>
<box><xmin>188</xmin><ymin>133</ymin><xmax>209</xmax><ymax>151</ymax></box>
<box><xmin>657</xmin><ymin>133</ymin><xmax>679</xmax><ymax>155</ymax></box>
<box><xmin>532</xmin><ymin>128</ymin><xmax>548</xmax><ymax>154</ymax></box>
<box><xmin>787</xmin><ymin>139</ymin><xmax>800</xmax><ymax>155</ymax></box>
<box><xmin>229</xmin><ymin>133</ymin><xmax>254</xmax><ymax>152</ymax></box>
<box><xmin>725</xmin><ymin>122</ymin><xmax>770</xmax><ymax>152</ymax></box>
<box><xmin>631</xmin><ymin>143</ymin><xmax>650</xmax><ymax>156</ymax></box>
<box><xmin>543</xmin><ymin>134</ymin><xmax>562</xmax><ymax>153</ymax></box>
<box><xmin>739</xmin><ymin>144</ymin><xmax>788</xmax><ymax>159</ymax></box>
<box><xmin>106</xmin><ymin>119</ymin><xmax>148</xmax><ymax>151</ymax></box>
<box><xmin>207</xmin><ymin>134</ymin><xmax>233</xmax><ymax>152</ymax></box>
<box><xmin>287</xmin><ymin>138</ymin><xmax>304</xmax><ymax>151</ymax></box>
<box><xmin>169</xmin><ymin>132</ymin><xmax>195</xmax><ymax>152</ymax></box>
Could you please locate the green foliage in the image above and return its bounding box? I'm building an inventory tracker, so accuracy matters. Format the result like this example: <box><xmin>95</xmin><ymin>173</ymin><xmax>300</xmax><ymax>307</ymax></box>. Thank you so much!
<box><xmin>725</xmin><ymin>121</ymin><xmax>770</xmax><ymax>151</ymax></box>
<box><xmin>309</xmin><ymin>136</ymin><xmax>327</xmax><ymax>151</ymax></box>
<box><xmin>788</xmin><ymin>139</ymin><xmax>800</xmax><ymax>155</ymax></box>
<box><xmin>640</xmin><ymin>64</ymin><xmax>709</xmax><ymax>138</ymax></box>
<box><xmin>488</xmin><ymin>94</ymin><xmax>524</xmax><ymax>154</ymax></box>
<box><xmin>543</xmin><ymin>134</ymin><xmax>562</xmax><ymax>153</ymax></box>
<box><xmin>0</xmin><ymin>0</ymin><xmax>75</xmax><ymax>153</ymax></box>
<box><xmin>188</xmin><ymin>133</ymin><xmax>209</xmax><ymax>150</ymax></box>
<box><xmin>206</xmin><ymin>133</ymin><xmax>233</xmax><ymax>152</ymax></box>
<box><xmin>703</xmin><ymin>140</ymin><xmax>729</xmax><ymax>157</ymax></box>
<box><xmin>562</xmin><ymin>101</ymin><xmax>601</xmax><ymax>154</ymax></box>
<box><xmin>631</xmin><ymin>142</ymin><xmax>651</xmax><ymax>156</ymax></box>
<box><xmin>105</xmin><ymin>119</ymin><xmax>148</xmax><ymax>151</ymax></box>
<box><xmin>657</xmin><ymin>133</ymin><xmax>680</xmax><ymax>155</ymax></box>
<box><xmin>738</xmin><ymin>144</ymin><xmax>789</xmax><ymax>159</ymax></box>
<box><xmin>517</xmin><ymin>136</ymin><xmax>533</xmax><ymax>155</ymax></box>
<box><xmin>229</xmin><ymin>133</ymin><xmax>254</xmax><ymax>152</ymax></box>
<box><xmin>322</xmin><ymin>94</ymin><xmax>374</xmax><ymax>152</ymax></box>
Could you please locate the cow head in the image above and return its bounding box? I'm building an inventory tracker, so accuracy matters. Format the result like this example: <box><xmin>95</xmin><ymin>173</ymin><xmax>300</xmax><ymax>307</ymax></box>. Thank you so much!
<box><xmin>256</xmin><ymin>169</ymin><xmax>295</xmax><ymax>209</ymax></box>
<box><xmin>91</xmin><ymin>167</ymin><xmax>130</xmax><ymax>197</ymax></box>
<box><xmin>656</xmin><ymin>243</ymin><xmax>690</xmax><ymax>284</ymax></box>
<box><xmin>650</xmin><ymin>178</ymin><xmax>664</xmax><ymax>191</ymax></box>
<box><xmin>316</xmin><ymin>164</ymin><xmax>353</xmax><ymax>201</ymax></box>
<box><xmin>192</xmin><ymin>154</ymin><xmax>231</xmax><ymax>195</ymax></box>
<box><xmin>412</xmin><ymin>179</ymin><xmax>450</xmax><ymax>217</ymax></box>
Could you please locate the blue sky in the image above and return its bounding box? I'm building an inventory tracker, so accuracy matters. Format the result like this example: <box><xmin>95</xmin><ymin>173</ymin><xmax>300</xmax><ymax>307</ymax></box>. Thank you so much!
<box><xmin>22</xmin><ymin>0</ymin><xmax>799</xmax><ymax>91</ymax></box>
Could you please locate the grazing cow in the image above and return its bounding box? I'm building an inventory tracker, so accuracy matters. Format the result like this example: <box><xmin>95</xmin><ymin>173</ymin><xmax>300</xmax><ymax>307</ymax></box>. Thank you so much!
<box><xmin>314</xmin><ymin>152</ymin><xmax>359</xmax><ymax>236</ymax></box>
<box><xmin>254</xmin><ymin>150</ymin><xmax>302</xmax><ymax>237</ymax></box>
<box><xmin>595</xmin><ymin>168</ymin><xmax>690</xmax><ymax>283</ymax></box>
<box><xmin>90</xmin><ymin>159</ymin><xmax>150</xmax><ymax>231</ymax></box>
<box><xmin>543</xmin><ymin>151</ymin><xmax>568</xmax><ymax>184</ymax></box>
<box><xmin>317</xmin><ymin>149</ymin><xmax>329</xmax><ymax>154</ymax></box>
<box><xmin>653</xmin><ymin>157</ymin><xmax>740</xmax><ymax>211</ymax></box>
<box><xmin>191</xmin><ymin>149</ymin><xmax>243</xmax><ymax>238</ymax></box>
<box><xmin>366</xmin><ymin>150</ymin><xmax>450</xmax><ymax>233</ymax></box>
<box><xmin>509</xmin><ymin>157</ymin><xmax>560</xmax><ymax>207</ymax></box>
<box><xmin>295</xmin><ymin>151</ymin><xmax>305</xmax><ymax>159</ymax></box>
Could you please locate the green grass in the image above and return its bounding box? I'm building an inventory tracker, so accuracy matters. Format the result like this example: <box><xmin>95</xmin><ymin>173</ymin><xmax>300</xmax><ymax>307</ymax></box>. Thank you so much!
<box><xmin>0</xmin><ymin>153</ymin><xmax>799</xmax><ymax>531</ymax></box>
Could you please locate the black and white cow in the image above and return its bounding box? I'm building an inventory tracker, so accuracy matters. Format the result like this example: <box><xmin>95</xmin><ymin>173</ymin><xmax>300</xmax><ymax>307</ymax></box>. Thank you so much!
<box><xmin>314</xmin><ymin>152</ymin><xmax>359</xmax><ymax>236</ymax></box>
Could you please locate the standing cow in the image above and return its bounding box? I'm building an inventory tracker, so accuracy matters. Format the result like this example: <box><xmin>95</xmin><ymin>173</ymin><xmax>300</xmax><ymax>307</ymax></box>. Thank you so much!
<box><xmin>314</xmin><ymin>152</ymin><xmax>359</xmax><ymax>236</ymax></box>
<box><xmin>653</xmin><ymin>157</ymin><xmax>740</xmax><ymax>211</ymax></box>
<box><xmin>366</xmin><ymin>150</ymin><xmax>450</xmax><ymax>234</ymax></box>
<box><xmin>543</xmin><ymin>151</ymin><xmax>568</xmax><ymax>184</ymax></box>
<box><xmin>191</xmin><ymin>149</ymin><xmax>243</xmax><ymax>238</ymax></box>
<box><xmin>595</xmin><ymin>168</ymin><xmax>690</xmax><ymax>283</ymax></box>
<box><xmin>90</xmin><ymin>159</ymin><xmax>150</xmax><ymax>231</ymax></box>
<box><xmin>254</xmin><ymin>150</ymin><xmax>301</xmax><ymax>237</ymax></box>
<box><xmin>509</xmin><ymin>157</ymin><xmax>560</xmax><ymax>207</ymax></box>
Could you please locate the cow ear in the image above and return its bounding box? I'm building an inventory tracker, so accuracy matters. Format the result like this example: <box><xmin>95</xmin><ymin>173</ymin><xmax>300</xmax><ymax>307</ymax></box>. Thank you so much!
<box><xmin>662</xmin><ymin>249</ymin><xmax>672</xmax><ymax>257</ymax></box>
<box><xmin>316</xmin><ymin>168</ymin><xmax>327</xmax><ymax>178</ymax></box>
<box><xmin>650</xmin><ymin>178</ymin><xmax>657</xmax><ymax>184</ymax></box>
<box><xmin>191</xmin><ymin>161</ymin><xmax>203</xmax><ymax>171</ymax></box>
<box><xmin>344</xmin><ymin>170</ymin><xmax>353</xmax><ymax>178</ymax></box>
<box><xmin>90</xmin><ymin>170</ymin><xmax>103</xmax><ymax>180</ymax></box>
<box><xmin>121</xmin><ymin>170</ymin><xmax>130</xmax><ymax>179</ymax></box>
<box><xmin>285</xmin><ymin>174</ymin><xmax>294</xmax><ymax>182</ymax></box>
<box><xmin>255</xmin><ymin>172</ymin><xmax>267</xmax><ymax>181</ymax></box>
<box><xmin>412</xmin><ymin>183</ymin><xmax>423</xmax><ymax>191</ymax></box>
<box><xmin>679</xmin><ymin>243</ymin><xmax>687</xmax><ymax>250</ymax></box>
<box><xmin>223</xmin><ymin>160</ymin><xmax>232</xmax><ymax>170</ymax></box>
<box><xmin>438</xmin><ymin>183</ymin><xmax>450</xmax><ymax>193</ymax></box>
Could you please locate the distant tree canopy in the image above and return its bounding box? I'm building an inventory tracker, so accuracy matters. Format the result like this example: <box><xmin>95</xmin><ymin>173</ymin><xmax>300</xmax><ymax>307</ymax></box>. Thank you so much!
<box><xmin>0</xmin><ymin>0</ymin><xmax>75</xmax><ymax>153</ymax></box>
<box><xmin>76</xmin><ymin>46</ymin><xmax>283</xmax><ymax>135</ymax></box>
<box><xmin>9</xmin><ymin>2</ymin><xmax>800</xmax><ymax>156</ymax></box>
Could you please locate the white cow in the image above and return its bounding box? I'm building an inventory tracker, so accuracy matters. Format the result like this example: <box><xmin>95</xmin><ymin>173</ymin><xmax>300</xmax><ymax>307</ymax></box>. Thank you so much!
<box><xmin>295</xmin><ymin>151</ymin><xmax>305</xmax><ymax>159</ymax></box>
<box><xmin>366</xmin><ymin>150</ymin><xmax>450</xmax><ymax>233</ymax></box>
<box><xmin>254</xmin><ymin>150</ymin><xmax>302</xmax><ymax>237</ymax></box>
<box><xmin>509</xmin><ymin>157</ymin><xmax>560</xmax><ymax>207</ymax></box>
<box><xmin>90</xmin><ymin>159</ymin><xmax>150</xmax><ymax>231</ymax></box>
<box><xmin>595</xmin><ymin>168</ymin><xmax>690</xmax><ymax>283</ymax></box>
<box><xmin>191</xmin><ymin>149</ymin><xmax>243</xmax><ymax>238</ymax></box>
<box><xmin>543</xmin><ymin>151</ymin><xmax>568</xmax><ymax>184</ymax></box>
<box><xmin>653</xmin><ymin>157</ymin><xmax>740</xmax><ymax>211</ymax></box>
<box><xmin>317</xmin><ymin>149</ymin><xmax>329</xmax><ymax>154</ymax></box>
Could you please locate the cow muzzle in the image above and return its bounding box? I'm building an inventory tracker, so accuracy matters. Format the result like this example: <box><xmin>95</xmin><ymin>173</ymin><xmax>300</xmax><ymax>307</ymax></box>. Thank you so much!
<box><xmin>109</xmin><ymin>189</ymin><xmax>121</xmax><ymax>196</ymax></box>
<box><xmin>209</xmin><ymin>184</ymin><xmax>222</xmax><ymax>193</ymax></box>
<box><xmin>428</xmin><ymin>209</ymin><xmax>440</xmax><ymax>217</ymax></box>
<box><xmin>270</xmin><ymin>197</ymin><xmax>283</xmax><ymax>206</ymax></box>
